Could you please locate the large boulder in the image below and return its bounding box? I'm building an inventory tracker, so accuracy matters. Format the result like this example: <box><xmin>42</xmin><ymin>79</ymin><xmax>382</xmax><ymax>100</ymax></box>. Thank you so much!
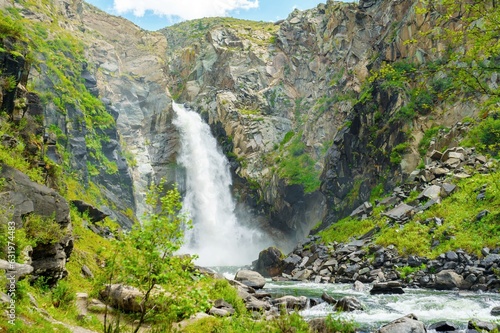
<box><xmin>433</xmin><ymin>270</ymin><xmax>468</xmax><ymax>290</ymax></box>
<box><xmin>376</xmin><ymin>314</ymin><xmax>426</xmax><ymax>333</ymax></box>
<box><xmin>0</xmin><ymin>164</ymin><xmax>73</xmax><ymax>283</ymax></box>
<box><xmin>255</xmin><ymin>246</ymin><xmax>284</xmax><ymax>277</ymax></box>
<box><xmin>99</xmin><ymin>284</ymin><xmax>143</xmax><ymax>313</ymax></box>
<box><xmin>234</xmin><ymin>270</ymin><xmax>266</xmax><ymax>289</ymax></box>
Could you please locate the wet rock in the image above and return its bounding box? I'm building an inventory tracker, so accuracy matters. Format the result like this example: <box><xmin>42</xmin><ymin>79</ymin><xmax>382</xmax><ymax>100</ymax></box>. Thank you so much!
<box><xmin>273</xmin><ymin>295</ymin><xmax>308</xmax><ymax>310</ymax></box>
<box><xmin>428</xmin><ymin>321</ymin><xmax>458</xmax><ymax>332</ymax></box>
<box><xmin>491</xmin><ymin>306</ymin><xmax>500</xmax><ymax>316</ymax></box>
<box><xmin>321</xmin><ymin>291</ymin><xmax>336</xmax><ymax>305</ymax></box>
<box><xmin>235</xmin><ymin>270</ymin><xmax>266</xmax><ymax>289</ymax></box>
<box><xmin>468</xmin><ymin>319</ymin><xmax>497</xmax><ymax>332</ymax></box>
<box><xmin>353</xmin><ymin>280</ymin><xmax>365</xmax><ymax>292</ymax></box>
<box><xmin>334</xmin><ymin>296</ymin><xmax>363</xmax><ymax>312</ymax></box>
<box><xmin>292</xmin><ymin>269</ymin><xmax>313</xmax><ymax>281</ymax></box>
<box><xmin>255</xmin><ymin>246</ymin><xmax>284</xmax><ymax>277</ymax></box>
<box><xmin>377</xmin><ymin>314</ymin><xmax>426</xmax><ymax>333</ymax></box>
<box><xmin>370</xmin><ymin>282</ymin><xmax>404</xmax><ymax>295</ymax></box>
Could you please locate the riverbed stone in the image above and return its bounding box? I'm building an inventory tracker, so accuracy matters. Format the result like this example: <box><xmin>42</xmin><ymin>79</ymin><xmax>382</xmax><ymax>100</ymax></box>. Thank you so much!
<box><xmin>468</xmin><ymin>319</ymin><xmax>497</xmax><ymax>332</ymax></box>
<box><xmin>235</xmin><ymin>270</ymin><xmax>266</xmax><ymax>289</ymax></box>
<box><xmin>377</xmin><ymin>314</ymin><xmax>426</xmax><ymax>333</ymax></box>
<box><xmin>428</xmin><ymin>321</ymin><xmax>458</xmax><ymax>332</ymax></box>
<box><xmin>370</xmin><ymin>282</ymin><xmax>405</xmax><ymax>295</ymax></box>
<box><xmin>433</xmin><ymin>270</ymin><xmax>467</xmax><ymax>290</ymax></box>
<box><xmin>491</xmin><ymin>306</ymin><xmax>500</xmax><ymax>316</ymax></box>
<box><xmin>334</xmin><ymin>296</ymin><xmax>363</xmax><ymax>312</ymax></box>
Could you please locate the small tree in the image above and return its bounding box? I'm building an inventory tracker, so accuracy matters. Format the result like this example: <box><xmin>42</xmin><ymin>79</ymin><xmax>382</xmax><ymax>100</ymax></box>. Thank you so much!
<box><xmin>100</xmin><ymin>180</ymin><xmax>196</xmax><ymax>333</ymax></box>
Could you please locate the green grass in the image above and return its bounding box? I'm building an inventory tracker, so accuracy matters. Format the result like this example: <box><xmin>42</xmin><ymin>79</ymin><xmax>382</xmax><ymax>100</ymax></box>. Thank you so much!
<box><xmin>319</xmin><ymin>169</ymin><xmax>499</xmax><ymax>259</ymax></box>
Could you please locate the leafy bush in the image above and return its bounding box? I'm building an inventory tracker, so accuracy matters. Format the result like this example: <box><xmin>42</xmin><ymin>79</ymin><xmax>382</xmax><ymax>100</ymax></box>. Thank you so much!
<box><xmin>463</xmin><ymin>115</ymin><xmax>500</xmax><ymax>156</ymax></box>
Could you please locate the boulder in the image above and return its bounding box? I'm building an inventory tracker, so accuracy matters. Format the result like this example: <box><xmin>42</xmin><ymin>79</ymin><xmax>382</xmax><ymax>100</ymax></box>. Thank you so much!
<box><xmin>334</xmin><ymin>296</ymin><xmax>363</xmax><ymax>312</ymax></box>
<box><xmin>491</xmin><ymin>306</ymin><xmax>500</xmax><ymax>316</ymax></box>
<box><xmin>234</xmin><ymin>270</ymin><xmax>266</xmax><ymax>289</ymax></box>
<box><xmin>370</xmin><ymin>282</ymin><xmax>404</xmax><ymax>295</ymax></box>
<box><xmin>321</xmin><ymin>291</ymin><xmax>336</xmax><ymax>305</ymax></box>
<box><xmin>376</xmin><ymin>314</ymin><xmax>426</xmax><ymax>333</ymax></box>
<box><xmin>428</xmin><ymin>321</ymin><xmax>459</xmax><ymax>332</ymax></box>
<box><xmin>273</xmin><ymin>295</ymin><xmax>308</xmax><ymax>310</ymax></box>
<box><xmin>468</xmin><ymin>319</ymin><xmax>498</xmax><ymax>332</ymax></box>
<box><xmin>433</xmin><ymin>270</ymin><xmax>468</xmax><ymax>290</ymax></box>
<box><xmin>255</xmin><ymin>247</ymin><xmax>284</xmax><ymax>277</ymax></box>
<box><xmin>99</xmin><ymin>284</ymin><xmax>143</xmax><ymax>313</ymax></box>
<box><xmin>245</xmin><ymin>296</ymin><xmax>271</xmax><ymax>311</ymax></box>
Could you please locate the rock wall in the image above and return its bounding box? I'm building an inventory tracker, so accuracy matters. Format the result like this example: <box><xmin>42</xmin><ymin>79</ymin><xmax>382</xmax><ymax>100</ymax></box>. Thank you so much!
<box><xmin>3</xmin><ymin>0</ymin><xmax>486</xmax><ymax>243</ymax></box>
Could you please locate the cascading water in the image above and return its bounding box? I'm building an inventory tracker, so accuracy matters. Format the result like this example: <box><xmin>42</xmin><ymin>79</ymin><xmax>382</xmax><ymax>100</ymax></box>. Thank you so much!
<box><xmin>172</xmin><ymin>102</ymin><xmax>268</xmax><ymax>266</ymax></box>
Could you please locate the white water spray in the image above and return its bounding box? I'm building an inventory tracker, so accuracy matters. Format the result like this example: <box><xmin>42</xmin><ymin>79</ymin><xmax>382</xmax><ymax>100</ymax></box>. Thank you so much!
<box><xmin>172</xmin><ymin>102</ymin><xmax>267</xmax><ymax>266</ymax></box>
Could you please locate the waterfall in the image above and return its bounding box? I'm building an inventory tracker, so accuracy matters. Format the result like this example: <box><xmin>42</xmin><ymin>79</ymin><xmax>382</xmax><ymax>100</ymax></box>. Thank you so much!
<box><xmin>172</xmin><ymin>102</ymin><xmax>267</xmax><ymax>266</ymax></box>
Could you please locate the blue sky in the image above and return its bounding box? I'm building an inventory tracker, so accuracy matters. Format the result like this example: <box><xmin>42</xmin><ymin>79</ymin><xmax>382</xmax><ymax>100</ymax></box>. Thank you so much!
<box><xmin>84</xmin><ymin>0</ymin><xmax>337</xmax><ymax>31</ymax></box>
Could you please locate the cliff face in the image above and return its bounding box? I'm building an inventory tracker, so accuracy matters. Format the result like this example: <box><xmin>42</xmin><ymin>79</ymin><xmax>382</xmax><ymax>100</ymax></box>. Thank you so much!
<box><xmin>159</xmin><ymin>0</ymin><xmax>486</xmax><ymax>239</ymax></box>
<box><xmin>1</xmin><ymin>0</ymin><xmax>487</xmax><ymax>243</ymax></box>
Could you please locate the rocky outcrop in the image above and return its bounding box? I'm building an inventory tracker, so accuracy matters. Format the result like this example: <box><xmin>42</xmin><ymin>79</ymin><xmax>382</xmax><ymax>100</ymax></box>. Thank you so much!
<box><xmin>0</xmin><ymin>164</ymin><xmax>73</xmax><ymax>283</ymax></box>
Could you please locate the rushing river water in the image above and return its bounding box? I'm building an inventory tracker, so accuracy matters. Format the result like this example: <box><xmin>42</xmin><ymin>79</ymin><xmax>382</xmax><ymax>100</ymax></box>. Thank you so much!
<box><xmin>265</xmin><ymin>280</ymin><xmax>500</xmax><ymax>332</ymax></box>
<box><xmin>216</xmin><ymin>267</ymin><xmax>500</xmax><ymax>332</ymax></box>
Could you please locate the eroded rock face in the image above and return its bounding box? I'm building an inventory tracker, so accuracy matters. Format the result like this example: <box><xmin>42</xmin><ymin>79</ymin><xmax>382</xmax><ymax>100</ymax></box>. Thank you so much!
<box><xmin>0</xmin><ymin>164</ymin><xmax>73</xmax><ymax>283</ymax></box>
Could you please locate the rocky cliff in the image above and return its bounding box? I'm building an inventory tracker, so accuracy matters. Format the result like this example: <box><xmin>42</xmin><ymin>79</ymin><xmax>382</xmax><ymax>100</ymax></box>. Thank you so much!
<box><xmin>159</xmin><ymin>0</ymin><xmax>488</xmax><ymax>240</ymax></box>
<box><xmin>1</xmin><ymin>0</ymin><xmax>495</xmax><ymax>246</ymax></box>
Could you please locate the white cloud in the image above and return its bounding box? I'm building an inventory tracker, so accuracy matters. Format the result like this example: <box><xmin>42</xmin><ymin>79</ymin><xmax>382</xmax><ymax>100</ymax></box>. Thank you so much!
<box><xmin>113</xmin><ymin>0</ymin><xmax>259</xmax><ymax>20</ymax></box>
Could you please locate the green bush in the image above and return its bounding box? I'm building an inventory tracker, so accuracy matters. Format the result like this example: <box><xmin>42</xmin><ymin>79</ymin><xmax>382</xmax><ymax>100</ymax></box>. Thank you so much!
<box><xmin>464</xmin><ymin>116</ymin><xmax>500</xmax><ymax>156</ymax></box>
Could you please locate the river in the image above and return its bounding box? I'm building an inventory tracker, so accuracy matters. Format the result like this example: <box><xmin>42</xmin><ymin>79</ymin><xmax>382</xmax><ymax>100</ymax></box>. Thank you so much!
<box><xmin>216</xmin><ymin>267</ymin><xmax>500</xmax><ymax>332</ymax></box>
